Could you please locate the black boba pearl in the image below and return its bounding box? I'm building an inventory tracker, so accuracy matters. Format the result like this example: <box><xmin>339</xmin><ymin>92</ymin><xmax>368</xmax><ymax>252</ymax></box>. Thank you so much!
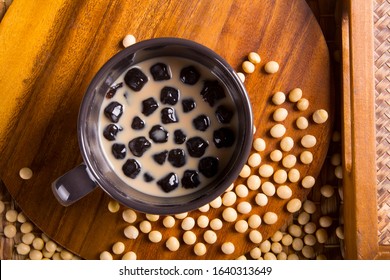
<box><xmin>168</xmin><ymin>149</ymin><xmax>186</xmax><ymax>167</ymax></box>
<box><xmin>122</xmin><ymin>159</ymin><xmax>141</xmax><ymax>179</ymax></box>
<box><xmin>157</xmin><ymin>172</ymin><xmax>179</xmax><ymax>193</ymax></box>
<box><xmin>149</xmin><ymin>125</ymin><xmax>168</xmax><ymax>143</ymax></box>
<box><xmin>173</xmin><ymin>129</ymin><xmax>187</xmax><ymax>144</ymax></box>
<box><xmin>142</xmin><ymin>97</ymin><xmax>159</xmax><ymax>116</ymax></box>
<box><xmin>161</xmin><ymin>107</ymin><xmax>178</xmax><ymax>124</ymax></box>
<box><xmin>200</xmin><ymin>80</ymin><xmax>226</xmax><ymax>107</ymax></box>
<box><xmin>198</xmin><ymin>157</ymin><xmax>219</xmax><ymax>178</ymax></box>
<box><xmin>186</xmin><ymin>137</ymin><xmax>209</xmax><ymax>158</ymax></box>
<box><xmin>131</xmin><ymin>116</ymin><xmax>145</xmax><ymax>130</ymax></box>
<box><xmin>112</xmin><ymin>143</ymin><xmax>126</xmax><ymax>159</ymax></box>
<box><xmin>213</xmin><ymin>127</ymin><xmax>235</xmax><ymax>148</ymax></box>
<box><xmin>182</xmin><ymin>98</ymin><xmax>196</xmax><ymax>113</ymax></box>
<box><xmin>124</xmin><ymin>68</ymin><xmax>148</xmax><ymax>91</ymax></box>
<box><xmin>128</xmin><ymin>136</ymin><xmax>151</xmax><ymax>157</ymax></box>
<box><xmin>106</xmin><ymin>82</ymin><xmax>123</xmax><ymax>99</ymax></box>
<box><xmin>160</xmin><ymin>86</ymin><xmax>179</xmax><ymax>105</ymax></box>
<box><xmin>181</xmin><ymin>170</ymin><xmax>200</xmax><ymax>189</ymax></box>
<box><xmin>152</xmin><ymin>150</ymin><xmax>168</xmax><ymax>165</ymax></box>
<box><xmin>192</xmin><ymin>114</ymin><xmax>210</xmax><ymax>131</ymax></box>
<box><xmin>180</xmin><ymin>66</ymin><xmax>200</xmax><ymax>85</ymax></box>
<box><xmin>215</xmin><ymin>105</ymin><xmax>234</xmax><ymax>124</ymax></box>
<box><xmin>150</xmin><ymin>63</ymin><xmax>171</xmax><ymax>81</ymax></box>
<box><xmin>143</xmin><ymin>172</ymin><xmax>154</xmax><ymax>182</ymax></box>
<box><xmin>104</xmin><ymin>101</ymin><xmax>123</xmax><ymax>123</ymax></box>
<box><xmin>103</xmin><ymin>124</ymin><xmax>120</xmax><ymax>141</ymax></box>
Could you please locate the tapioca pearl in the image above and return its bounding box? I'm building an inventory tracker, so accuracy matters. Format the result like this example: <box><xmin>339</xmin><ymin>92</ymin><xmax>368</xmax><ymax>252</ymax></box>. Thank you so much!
<box><xmin>242</xmin><ymin>61</ymin><xmax>255</xmax><ymax>73</ymax></box>
<box><xmin>194</xmin><ymin>243</ymin><xmax>207</xmax><ymax>256</ymax></box>
<box><xmin>209</xmin><ymin>196</ymin><xmax>222</xmax><ymax>209</ymax></box>
<box><xmin>29</xmin><ymin>250</ymin><xmax>43</xmax><ymax>260</ymax></box>
<box><xmin>288</xmin><ymin>168</ymin><xmax>300</xmax><ymax>183</ymax></box>
<box><xmin>297</xmin><ymin>211</ymin><xmax>310</xmax><ymax>225</ymax></box>
<box><xmin>286</xmin><ymin>198</ymin><xmax>302</xmax><ymax>213</ymax></box>
<box><xmin>276</xmin><ymin>185</ymin><xmax>292</xmax><ymax>199</ymax></box>
<box><xmin>303</xmin><ymin>200</ymin><xmax>316</xmax><ymax>214</ymax></box>
<box><xmin>200</xmin><ymin>80</ymin><xmax>226</xmax><ymax>107</ymax></box>
<box><xmin>255</xmin><ymin>193</ymin><xmax>268</xmax><ymax>207</ymax></box>
<box><xmin>166</xmin><ymin>237</ymin><xmax>180</xmax><ymax>252</ymax></box>
<box><xmin>4</xmin><ymin>224</ymin><xmax>17</xmax><ymax>238</ymax></box>
<box><xmin>270</xmin><ymin>149</ymin><xmax>283</xmax><ymax>162</ymax></box>
<box><xmin>160</xmin><ymin>86</ymin><xmax>179</xmax><ymax>104</ymax></box>
<box><xmin>280</xmin><ymin>137</ymin><xmax>294</xmax><ymax>152</ymax></box>
<box><xmin>249</xmin><ymin>230</ymin><xmax>263</xmax><ymax>244</ymax></box>
<box><xmin>239</xmin><ymin>164</ymin><xmax>251</xmax><ymax>178</ymax></box>
<box><xmin>108</xmin><ymin>200</ymin><xmax>120</xmax><ymax>213</ymax></box>
<box><xmin>45</xmin><ymin>240</ymin><xmax>57</xmax><ymax>253</ymax></box>
<box><xmin>250</xmin><ymin>247</ymin><xmax>262</xmax><ymax>260</ymax></box>
<box><xmin>225</xmin><ymin>183</ymin><xmax>234</xmax><ymax>192</ymax></box>
<box><xmin>264</xmin><ymin>61</ymin><xmax>279</xmax><ymax>74</ymax></box>
<box><xmin>248</xmin><ymin>52</ymin><xmax>261</xmax><ymax>64</ymax></box>
<box><xmin>247</xmin><ymin>153</ymin><xmax>261</xmax><ymax>168</ymax></box>
<box><xmin>122</xmin><ymin>209</ymin><xmax>137</xmax><ymax>224</ymax></box>
<box><xmin>247</xmin><ymin>175</ymin><xmax>261</xmax><ymax>190</ymax></box>
<box><xmin>287</xmin><ymin>253</ymin><xmax>299</xmax><ymax>260</ymax></box>
<box><xmin>175</xmin><ymin>212</ymin><xmax>188</xmax><ymax>219</ymax></box>
<box><xmin>20</xmin><ymin>222</ymin><xmax>33</xmax><ymax>234</ymax></box>
<box><xmin>145</xmin><ymin>214</ymin><xmax>160</xmax><ymax>222</ymax></box>
<box><xmin>273</xmin><ymin>169</ymin><xmax>287</xmax><ymax>184</ymax></box>
<box><xmin>17</xmin><ymin>212</ymin><xmax>27</xmax><ymax>223</ymax></box>
<box><xmin>235</xmin><ymin>184</ymin><xmax>249</xmax><ymax>198</ymax></box>
<box><xmin>198</xmin><ymin>204</ymin><xmax>210</xmax><ymax>213</ymax></box>
<box><xmin>124</xmin><ymin>225</ymin><xmax>139</xmax><ymax>239</ymax></box>
<box><xmin>312</xmin><ymin>109</ymin><xmax>329</xmax><ymax>124</ymax></box>
<box><xmin>104</xmin><ymin>101</ymin><xmax>123</xmax><ymax>122</ymax></box>
<box><xmin>222</xmin><ymin>191</ymin><xmax>237</xmax><ymax>207</ymax></box>
<box><xmin>112</xmin><ymin>242</ymin><xmax>125</xmax><ymax>254</ymax></box>
<box><xmin>296</xmin><ymin>116</ymin><xmax>309</xmax><ymax>130</ymax></box>
<box><xmin>248</xmin><ymin>214</ymin><xmax>262</xmax><ymax>229</ymax></box>
<box><xmin>198</xmin><ymin>157</ymin><xmax>219</xmax><ymax>178</ymax></box>
<box><xmin>213</xmin><ymin>127</ymin><xmax>235</xmax><ymax>148</ymax></box>
<box><xmin>288</xmin><ymin>224</ymin><xmax>302</xmax><ymax>237</ymax></box>
<box><xmin>197</xmin><ymin>215</ymin><xmax>209</xmax><ymax>228</ymax></box>
<box><xmin>319</xmin><ymin>216</ymin><xmax>333</xmax><ymax>228</ymax></box>
<box><xmin>271</xmin><ymin>242</ymin><xmax>283</xmax><ymax>254</ymax></box>
<box><xmin>253</xmin><ymin>138</ymin><xmax>266</xmax><ymax>152</ymax></box>
<box><xmin>19</xmin><ymin>167</ymin><xmax>33</xmax><ymax>180</ymax></box>
<box><xmin>222</xmin><ymin>207</ymin><xmax>238</xmax><ymax>222</ymax></box>
<box><xmin>316</xmin><ymin>228</ymin><xmax>328</xmax><ymax>244</ymax></box>
<box><xmin>335</xmin><ymin>165</ymin><xmax>343</xmax><ymax>179</ymax></box>
<box><xmin>32</xmin><ymin>237</ymin><xmax>44</xmax><ymax>250</ymax></box>
<box><xmin>273</xmin><ymin>108</ymin><xmax>288</xmax><ymax>122</ymax></box>
<box><xmin>261</xmin><ymin>181</ymin><xmax>275</xmax><ymax>196</ymax></box>
<box><xmin>203</xmin><ymin>230</ymin><xmax>217</xmax><ymax>244</ymax></box>
<box><xmin>277</xmin><ymin>252</ymin><xmax>288</xmax><ymax>260</ymax></box>
<box><xmin>192</xmin><ymin>114</ymin><xmax>210</xmax><ymax>131</ymax></box>
<box><xmin>148</xmin><ymin>230</ymin><xmax>163</xmax><ymax>243</ymax></box>
<box><xmin>234</xmin><ymin>220</ymin><xmax>249</xmax><ymax>233</ymax></box>
<box><xmin>270</xmin><ymin>124</ymin><xmax>286</xmax><ymax>138</ymax></box>
<box><xmin>302</xmin><ymin>245</ymin><xmax>315</xmax><ymax>259</ymax></box>
<box><xmin>316</xmin><ymin>255</ymin><xmax>327</xmax><ymax>260</ymax></box>
<box><xmin>0</xmin><ymin>200</ymin><xmax>5</xmax><ymax>214</ymax></box>
<box><xmin>282</xmin><ymin>154</ymin><xmax>297</xmax><ymax>169</ymax></box>
<box><xmin>301</xmin><ymin>134</ymin><xmax>317</xmax><ymax>148</ymax></box>
<box><xmin>263</xmin><ymin>212</ymin><xmax>278</xmax><ymax>225</ymax></box>
<box><xmin>163</xmin><ymin>216</ymin><xmax>175</xmax><ymax>228</ymax></box>
<box><xmin>336</xmin><ymin>226</ymin><xmax>345</xmax><ymax>240</ymax></box>
<box><xmin>167</xmin><ymin>149</ymin><xmax>186</xmax><ymax>168</ymax></box>
<box><xmin>288</xmin><ymin>88</ymin><xmax>303</xmax><ymax>102</ymax></box>
<box><xmin>281</xmin><ymin>234</ymin><xmax>293</xmax><ymax>246</ymax></box>
<box><xmin>304</xmin><ymin>234</ymin><xmax>317</xmax><ymax>246</ymax></box>
<box><xmin>236</xmin><ymin>201</ymin><xmax>252</xmax><ymax>214</ymax></box>
<box><xmin>296</xmin><ymin>98</ymin><xmax>309</xmax><ymax>111</ymax></box>
<box><xmin>183</xmin><ymin>231</ymin><xmax>197</xmax><ymax>245</ymax></box>
<box><xmin>131</xmin><ymin>116</ymin><xmax>145</xmax><ymax>130</ymax></box>
<box><xmin>237</xmin><ymin>72</ymin><xmax>245</xmax><ymax>83</ymax></box>
<box><xmin>264</xmin><ymin>252</ymin><xmax>277</xmax><ymax>260</ymax></box>
<box><xmin>122</xmin><ymin>251</ymin><xmax>137</xmax><ymax>260</ymax></box>
<box><xmin>139</xmin><ymin>220</ymin><xmax>152</xmax><ymax>233</ymax></box>
<box><xmin>332</xmin><ymin>130</ymin><xmax>341</xmax><ymax>142</ymax></box>
<box><xmin>304</xmin><ymin>222</ymin><xmax>317</xmax><ymax>235</ymax></box>
<box><xmin>259</xmin><ymin>164</ymin><xmax>274</xmax><ymax>178</ymax></box>
<box><xmin>5</xmin><ymin>209</ymin><xmax>18</xmax><ymax>222</ymax></box>
<box><xmin>61</xmin><ymin>250</ymin><xmax>74</xmax><ymax>260</ymax></box>
<box><xmin>292</xmin><ymin>238</ymin><xmax>304</xmax><ymax>251</ymax></box>
<box><xmin>122</xmin><ymin>34</ymin><xmax>136</xmax><ymax>48</ymax></box>
<box><xmin>331</xmin><ymin>153</ymin><xmax>341</xmax><ymax>166</ymax></box>
<box><xmin>22</xmin><ymin>233</ymin><xmax>35</xmax><ymax>245</ymax></box>
<box><xmin>259</xmin><ymin>240</ymin><xmax>271</xmax><ymax>253</ymax></box>
<box><xmin>221</xmin><ymin>242</ymin><xmax>235</xmax><ymax>255</ymax></box>
<box><xmin>300</xmin><ymin>151</ymin><xmax>313</xmax><ymax>164</ymax></box>
<box><xmin>157</xmin><ymin>172</ymin><xmax>179</xmax><ymax>193</ymax></box>
<box><xmin>272</xmin><ymin>91</ymin><xmax>286</xmax><ymax>105</ymax></box>
<box><xmin>16</xmin><ymin>243</ymin><xmax>31</xmax><ymax>256</ymax></box>
<box><xmin>271</xmin><ymin>231</ymin><xmax>283</xmax><ymax>242</ymax></box>
<box><xmin>210</xmin><ymin>218</ymin><xmax>223</xmax><ymax>231</ymax></box>
<box><xmin>301</xmin><ymin>175</ymin><xmax>316</xmax><ymax>189</ymax></box>
<box><xmin>181</xmin><ymin>217</ymin><xmax>195</xmax><ymax>231</ymax></box>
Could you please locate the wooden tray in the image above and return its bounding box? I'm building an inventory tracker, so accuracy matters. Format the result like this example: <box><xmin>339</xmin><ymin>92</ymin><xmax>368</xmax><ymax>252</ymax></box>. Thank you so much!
<box><xmin>341</xmin><ymin>0</ymin><xmax>390</xmax><ymax>260</ymax></box>
<box><xmin>0</xmin><ymin>0</ymin><xmax>331</xmax><ymax>259</ymax></box>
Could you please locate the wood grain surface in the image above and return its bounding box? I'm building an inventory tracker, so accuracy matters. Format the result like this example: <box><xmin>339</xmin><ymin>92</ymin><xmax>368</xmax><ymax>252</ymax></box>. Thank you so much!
<box><xmin>0</xmin><ymin>0</ymin><xmax>331</xmax><ymax>259</ymax></box>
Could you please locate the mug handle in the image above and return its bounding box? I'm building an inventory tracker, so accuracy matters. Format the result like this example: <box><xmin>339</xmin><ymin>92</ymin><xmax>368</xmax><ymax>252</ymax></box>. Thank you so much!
<box><xmin>51</xmin><ymin>163</ymin><xmax>97</xmax><ymax>206</ymax></box>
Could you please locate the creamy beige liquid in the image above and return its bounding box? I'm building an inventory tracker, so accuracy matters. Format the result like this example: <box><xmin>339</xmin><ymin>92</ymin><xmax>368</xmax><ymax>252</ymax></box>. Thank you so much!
<box><xmin>98</xmin><ymin>57</ymin><xmax>238</xmax><ymax>197</ymax></box>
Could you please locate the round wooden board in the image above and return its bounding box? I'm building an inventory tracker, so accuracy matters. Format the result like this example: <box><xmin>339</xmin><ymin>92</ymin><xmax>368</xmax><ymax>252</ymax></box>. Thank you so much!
<box><xmin>0</xmin><ymin>0</ymin><xmax>331</xmax><ymax>259</ymax></box>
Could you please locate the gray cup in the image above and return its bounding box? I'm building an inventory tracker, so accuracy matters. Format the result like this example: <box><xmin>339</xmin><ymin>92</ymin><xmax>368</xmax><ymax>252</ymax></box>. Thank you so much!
<box><xmin>52</xmin><ymin>37</ymin><xmax>253</xmax><ymax>215</ymax></box>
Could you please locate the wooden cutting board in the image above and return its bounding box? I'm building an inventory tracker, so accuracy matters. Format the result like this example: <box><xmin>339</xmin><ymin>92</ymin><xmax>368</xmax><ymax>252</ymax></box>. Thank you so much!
<box><xmin>0</xmin><ymin>0</ymin><xmax>331</xmax><ymax>259</ymax></box>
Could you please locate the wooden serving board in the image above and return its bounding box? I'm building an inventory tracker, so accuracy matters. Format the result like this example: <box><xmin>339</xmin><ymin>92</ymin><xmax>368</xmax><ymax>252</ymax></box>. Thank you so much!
<box><xmin>0</xmin><ymin>0</ymin><xmax>331</xmax><ymax>259</ymax></box>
